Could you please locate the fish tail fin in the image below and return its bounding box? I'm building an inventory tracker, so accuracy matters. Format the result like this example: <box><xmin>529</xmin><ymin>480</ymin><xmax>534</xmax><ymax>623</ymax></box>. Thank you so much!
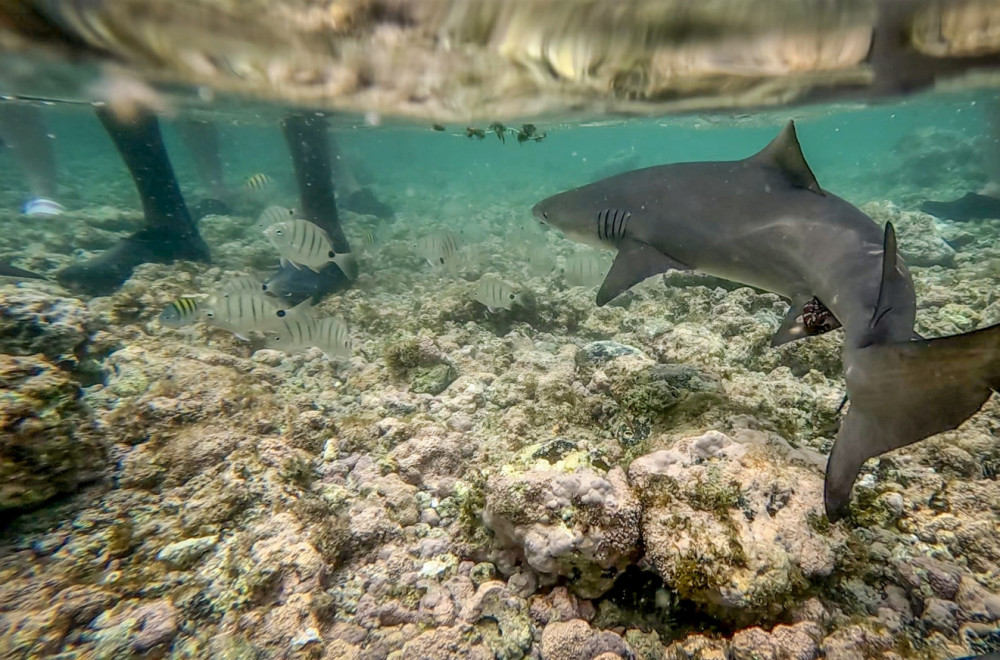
<box><xmin>826</xmin><ymin>324</ymin><xmax>1000</xmax><ymax>520</ymax></box>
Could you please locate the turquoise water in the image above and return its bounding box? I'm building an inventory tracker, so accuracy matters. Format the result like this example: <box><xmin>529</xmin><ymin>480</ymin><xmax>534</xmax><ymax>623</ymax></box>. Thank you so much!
<box><xmin>5</xmin><ymin>68</ymin><xmax>1000</xmax><ymax>659</ymax></box>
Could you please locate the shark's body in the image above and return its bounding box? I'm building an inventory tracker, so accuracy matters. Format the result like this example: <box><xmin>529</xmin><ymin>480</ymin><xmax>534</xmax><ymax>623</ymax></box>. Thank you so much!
<box><xmin>534</xmin><ymin>122</ymin><xmax>1000</xmax><ymax>521</ymax></box>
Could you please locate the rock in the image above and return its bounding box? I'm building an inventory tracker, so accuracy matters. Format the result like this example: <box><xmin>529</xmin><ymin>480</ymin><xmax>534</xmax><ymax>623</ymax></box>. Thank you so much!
<box><xmin>484</xmin><ymin>466</ymin><xmax>642</xmax><ymax>598</ymax></box>
<box><xmin>459</xmin><ymin>581</ymin><xmax>532</xmax><ymax>658</ymax></box>
<box><xmin>399</xmin><ymin>624</ymin><xmax>492</xmax><ymax>660</ymax></box>
<box><xmin>770</xmin><ymin>622</ymin><xmax>821</xmax><ymax>660</ymax></box>
<box><xmin>863</xmin><ymin>202</ymin><xmax>956</xmax><ymax>267</ymax></box>
<box><xmin>156</xmin><ymin>535</ymin><xmax>218</xmax><ymax>570</ymax></box>
<box><xmin>384</xmin><ymin>337</ymin><xmax>458</xmax><ymax>395</ymax></box>
<box><xmin>130</xmin><ymin>600</ymin><xmax>180</xmax><ymax>653</ymax></box>
<box><xmin>730</xmin><ymin>627</ymin><xmax>775</xmax><ymax>660</ymax></box>
<box><xmin>0</xmin><ymin>354</ymin><xmax>105</xmax><ymax>511</ymax></box>
<box><xmin>922</xmin><ymin>598</ymin><xmax>960</xmax><ymax>634</ymax></box>
<box><xmin>629</xmin><ymin>431</ymin><xmax>847</xmax><ymax>624</ymax></box>
<box><xmin>664</xmin><ymin>633</ymin><xmax>729</xmax><ymax>660</ymax></box>
<box><xmin>577</xmin><ymin>341</ymin><xmax>644</xmax><ymax>365</ymax></box>
<box><xmin>541</xmin><ymin>619</ymin><xmax>630</xmax><ymax>660</ymax></box>
<box><xmin>91</xmin><ymin>599</ymin><xmax>179</xmax><ymax>656</ymax></box>
<box><xmin>0</xmin><ymin>288</ymin><xmax>110</xmax><ymax>373</ymax></box>
<box><xmin>819</xmin><ymin>624</ymin><xmax>893</xmax><ymax>660</ymax></box>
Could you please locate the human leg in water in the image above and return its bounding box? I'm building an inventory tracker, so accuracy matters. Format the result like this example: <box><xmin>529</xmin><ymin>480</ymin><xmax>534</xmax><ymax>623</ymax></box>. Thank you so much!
<box><xmin>0</xmin><ymin>102</ymin><xmax>63</xmax><ymax>215</ymax></box>
<box><xmin>56</xmin><ymin>108</ymin><xmax>210</xmax><ymax>296</ymax></box>
<box><xmin>262</xmin><ymin>113</ymin><xmax>353</xmax><ymax>305</ymax></box>
<box><xmin>174</xmin><ymin>117</ymin><xmax>232</xmax><ymax>218</ymax></box>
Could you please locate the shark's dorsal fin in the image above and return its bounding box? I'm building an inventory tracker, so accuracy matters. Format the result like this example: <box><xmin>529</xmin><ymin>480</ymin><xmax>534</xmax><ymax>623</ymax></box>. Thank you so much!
<box><xmin>749</xmin><ymin>121</ymin><xmax>822</xmax><ymax>194</ymax></box>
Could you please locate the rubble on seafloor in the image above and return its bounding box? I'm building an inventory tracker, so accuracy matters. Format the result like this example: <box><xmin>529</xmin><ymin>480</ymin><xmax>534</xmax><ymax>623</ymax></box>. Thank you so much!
<box><xmin>2</xmin><ymin>196</ymin><xmax>1000</xmax><ymax>660</ymax></box>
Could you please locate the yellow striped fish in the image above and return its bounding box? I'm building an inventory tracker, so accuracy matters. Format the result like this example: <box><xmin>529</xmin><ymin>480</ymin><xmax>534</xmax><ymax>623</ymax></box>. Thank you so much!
<box><xmin>243</xmin><ymin>173</ymin><xmax>272</xmax><ymax>191</ymax></box>
<box><xmin>474</xmin><ymin>274</ymin><xmax>522</xmax><ymax>312</ymax></box>
<box><xmin>416</xmin><ymin>232</ymin><xmax>461</xmax><ymax>268</ymax></box>
<box><xmin>563</xmin><ymin>251</ymin><xmax>610</xmax><ymax>287</ymax></box>
<box><xmin>264</xmin><ymin>316</ymin><xmax>352</xmax><ymax>359</ymax></box>
<box><xmin>158</xmin><ymin>297</ymin><xmax>202</xmax><ymax>328</ymax></box>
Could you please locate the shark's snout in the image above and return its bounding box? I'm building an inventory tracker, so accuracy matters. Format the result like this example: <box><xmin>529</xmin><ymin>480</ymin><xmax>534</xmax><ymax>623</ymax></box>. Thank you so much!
<box><xmin>532</xmin><ymin>202</ymin><xmax>548</xmax><ymax>223</ymax></box>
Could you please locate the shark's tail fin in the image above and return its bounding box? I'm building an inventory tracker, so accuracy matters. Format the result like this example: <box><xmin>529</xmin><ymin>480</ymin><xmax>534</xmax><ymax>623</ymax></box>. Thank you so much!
<box><xmin>825</xmin><ymin>323</ymin><xmax>1000</xmax><ymax>520</ymax></box>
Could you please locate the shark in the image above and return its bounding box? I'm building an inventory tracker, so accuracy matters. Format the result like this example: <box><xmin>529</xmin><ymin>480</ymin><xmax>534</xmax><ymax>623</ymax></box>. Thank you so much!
<box><xmin>533</xmin><ymin>121</ymin><xmax>1000</xmax><ymax>521</ymax></box>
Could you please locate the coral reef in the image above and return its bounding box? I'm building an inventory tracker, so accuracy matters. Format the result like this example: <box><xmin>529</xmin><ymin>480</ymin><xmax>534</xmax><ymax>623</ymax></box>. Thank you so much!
<box><xmin>4</xmin><ymin>120</ymin><xmax>1000</xmax><ymax>659</ymax></box>
<box><xmin>0</xmin><ymin>353</ymin><xmax>105</xmax><ymax>512</ymax></box>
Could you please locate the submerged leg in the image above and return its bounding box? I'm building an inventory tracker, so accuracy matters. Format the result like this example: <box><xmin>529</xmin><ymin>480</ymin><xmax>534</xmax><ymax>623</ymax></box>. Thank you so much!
<box><xmin>56</xmin><ymin>109</ymin><xmax>209</xmax><ymax>296</ymax></box>
<box><xmin>0</xmin><ymin>103</ymin><xmax>62</xmax><ymax>214</ymax></box>
<box><xmin>262</xmin><ymin>113</ymin><xmax>352</xmax><ymax>304</ymax></box>
<box><xmin>174</xmin><ymin>118</ymin><xmax>230</xmax><ymax>205</ymax></box>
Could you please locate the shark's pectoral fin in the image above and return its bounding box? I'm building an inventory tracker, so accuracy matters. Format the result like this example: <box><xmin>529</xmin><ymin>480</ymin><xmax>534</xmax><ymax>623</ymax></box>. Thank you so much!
<box><xmin>772</xmin><ymin>301</ymin><xmax>812</xmax><ymax>346</ymax></box>
<box><xmin>597</xmin><ymin>240</ymin><xmax>689</xmax><ymax>306</ymax></box>
<box><xmin>825</xmin><ymin>329</ymin><xmax>1000</xmax><ymax>521</ymax></box>
<box><xmin>772</xmin><ymin>297</ymin><xmax>842</xmax><ymax>347</ymax></box>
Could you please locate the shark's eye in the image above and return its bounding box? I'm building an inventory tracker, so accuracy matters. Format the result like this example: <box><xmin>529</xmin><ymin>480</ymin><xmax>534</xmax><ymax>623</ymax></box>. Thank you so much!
<box><xmin>542</xmin><ymin>212</ymin><xmax>548</xmax><ymax>219</ymax></box>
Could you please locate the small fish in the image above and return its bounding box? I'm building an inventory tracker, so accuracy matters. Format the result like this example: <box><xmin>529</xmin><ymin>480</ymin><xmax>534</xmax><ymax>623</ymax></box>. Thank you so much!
<box><xmin>466</xmin><ymin>127</ymin><xmax>486</xmax><ymax>140</ymax></box>
<box><xmin>416</xmin><ymin>232</ymin><xmax>462</xmax><ymax>268</ymax></box>
<box><xmin>526</xmin><ymin>244</ymin><xmax>555</xmax><ymax>275</ymax></box>
<box><xmin>243</xmin><ymin>173</ymin><xmax>272</xmax><ymax>191</ymax></box>
<box><xmin>264</xmin><ymin>315</ymin><xmax>352</xmax><ymax>359</ymax></box>
<box><xmin>257</xmin><ymin>205</ymin><xmax>294</xmax><ymax>229</ymax></box>
<box><xmin>264</xmin><ymin>219</ymin><xmax>338</xmax><ymax>273</ymax></box>
<box><xmin>563</xmin><ymin>251</ymin><xmax>609</xmax><ymax>287</ymax></box>
<box><xmin>219</xmin><ymin>275</ymin><xmax>265</xmax><ymax>294</ymax></box>
<box><xmin>200</xmin><ymin>292</ymin><xmax>297</xmax><ymax>339</ymax></box>
<box><xmin>158</xmin><ymin>297</ymin><xmax>201</xmax><ymax>328</ymax></box>
<box><xmin>474</xmin><ymin>274</ymin><xmax>522</xmax><ymax>312</ymax></box>
<box><xmin>356</xmin><ymin>228</ymin><xmax>379</xmax><ymax>251</ymax></box>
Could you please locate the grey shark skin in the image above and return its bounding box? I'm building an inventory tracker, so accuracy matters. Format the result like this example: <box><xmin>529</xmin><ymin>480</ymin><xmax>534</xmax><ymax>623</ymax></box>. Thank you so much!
<box><xmin>0</xmin><ymin>261</ymin><xmax>44</xmax><ymax>280</ymax></box>
<box><xmin>533</xmin><ymin>121</ymin><xmax>1000</xmax><ymax>521</ymax></box>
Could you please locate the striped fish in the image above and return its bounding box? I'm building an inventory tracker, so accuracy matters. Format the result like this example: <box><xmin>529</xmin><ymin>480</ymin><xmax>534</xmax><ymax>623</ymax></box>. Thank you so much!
<box><xmin>219</xmin><ymin>275</ymin><xmax>265</xmax><ymax>294</ymax></box>
<box><xmin>257</xmin><ymin>205</ymin><xmax>294</xmax><ymax>229</ymax></box>
<box><xmin>416</xmin><ymin>232</ymin><xmax>461</xmax><ymax>268</ymax></box>
<box><xmin>158</xmin><ymin>297</ymin><xmax>201</xmax><ymax>328</ymax></box>
<box><xmin>356</xmin><ymin>228</ymin><xmax>379</xmax><ymax>251</ymax></box>
<box><xmin>526</xmin><ymin>243</ymin><xmax>555</xmax><ymax>275</ymax></box>
<box><xmin>243</xmin><ymin>173</ymin><xmax>272</xmax><ymax>191</ymax></box>
<box><xmin>263</xmin><ymin>219</ymin><xmax>337</xmax><ymax>273</ymax></box>
<box><xmin>474</xmin><ymin>274</ymin><xmax>521</xmax><ymax>312</ymax></box>
<box><xmin>200</xmin><ymin>292</ymin><xmax>288</xmax><ymax>339</ymax></box>
<box><xmin>563</xmin><ymin>251</ymin><xmax>610</xmax><ymax>287</ymax></box>
<box><xmin>264</xmin><ymin>316</ymin><xmax>352</xmax><ymax>359</ymax></box>
<box><xmin>595</xmin><ymin>208</ymin><xmax>632</xmax><ymax>243</ymax></box>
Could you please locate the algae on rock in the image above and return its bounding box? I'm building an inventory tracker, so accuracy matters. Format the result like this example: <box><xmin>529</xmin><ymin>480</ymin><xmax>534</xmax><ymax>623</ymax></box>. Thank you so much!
<box><xmin>0</xmin><ymin>354</ymin><xmax>105</xmax><ymax>511</ymax></box>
